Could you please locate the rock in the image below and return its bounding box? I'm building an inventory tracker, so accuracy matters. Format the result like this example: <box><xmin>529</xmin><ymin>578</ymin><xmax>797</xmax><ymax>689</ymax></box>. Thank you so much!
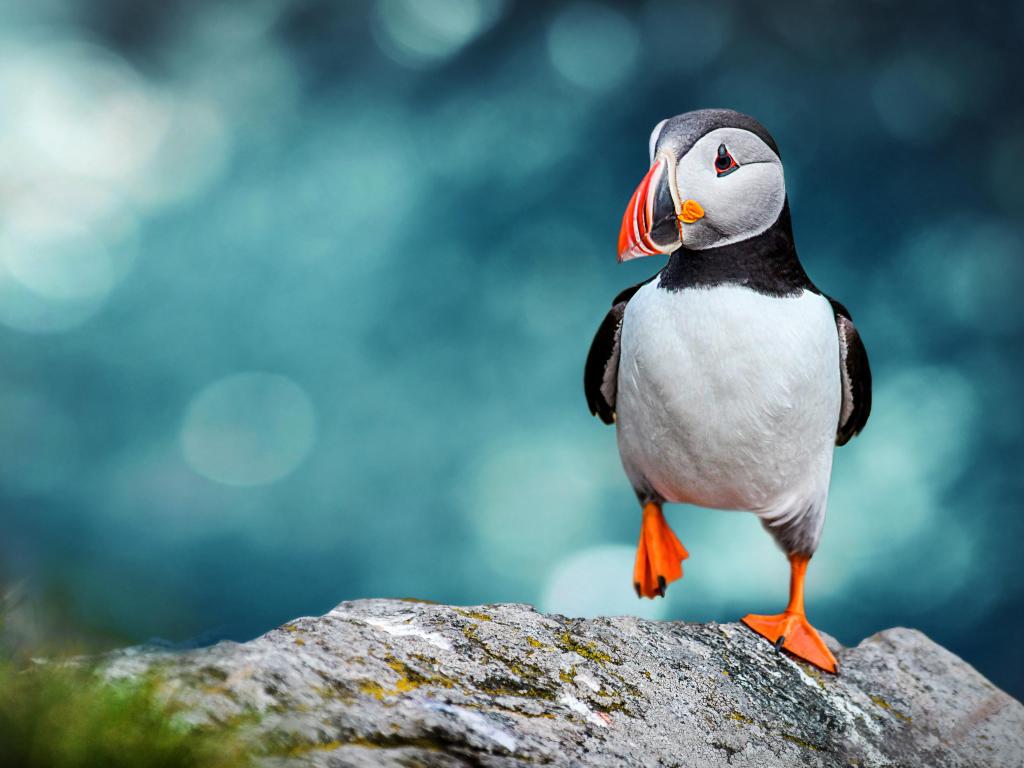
<box><xmin>103</xmin><ymin>599</ymin><xmax>1023</xmax><ymax>767</ymax></box>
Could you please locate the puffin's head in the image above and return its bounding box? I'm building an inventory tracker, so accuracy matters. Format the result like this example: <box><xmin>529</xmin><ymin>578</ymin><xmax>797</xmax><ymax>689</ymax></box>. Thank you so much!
<box><xmin>618</xmin><ymin>109</ymin><xmax>786</xmax><ymax>261</ymax></box>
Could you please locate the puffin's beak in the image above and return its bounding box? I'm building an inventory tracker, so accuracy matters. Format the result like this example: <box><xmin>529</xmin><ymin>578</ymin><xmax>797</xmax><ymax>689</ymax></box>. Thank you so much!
<box><xmin>617</xmin><ymin>158</ymin><xmax>705</xmax><ymax>262</ymax></box>
<box><xmin>617</xmin><ymin>158</ymin><xmax>677</xmax><ymax>262</ymax></box>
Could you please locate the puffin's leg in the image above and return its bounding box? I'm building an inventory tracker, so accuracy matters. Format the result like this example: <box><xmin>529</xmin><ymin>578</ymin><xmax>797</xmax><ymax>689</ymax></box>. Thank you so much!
<box><xmin>741</xmin><ymin>554</ymin><xmax>838</xmax><ymax>673</ymax></box>
<box><xmin>632</xmin><ymin>502</ymin><xmax>688</xmax><ymax>598</ymax></box>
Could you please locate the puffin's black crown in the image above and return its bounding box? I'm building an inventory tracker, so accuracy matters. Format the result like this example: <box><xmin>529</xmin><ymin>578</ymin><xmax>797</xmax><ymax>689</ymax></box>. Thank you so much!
<box><xmin>656</xmin><ymin>108</ymin><xmax>780</xmax><ymax>160</ymax></box>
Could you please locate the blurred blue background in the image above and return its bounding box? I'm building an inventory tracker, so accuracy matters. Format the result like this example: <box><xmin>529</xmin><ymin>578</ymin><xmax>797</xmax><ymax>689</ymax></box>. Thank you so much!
<box><xmin>1</xmin><ymin>0</ymin><xmax>1022</xmax><ymax>697</ymax></box>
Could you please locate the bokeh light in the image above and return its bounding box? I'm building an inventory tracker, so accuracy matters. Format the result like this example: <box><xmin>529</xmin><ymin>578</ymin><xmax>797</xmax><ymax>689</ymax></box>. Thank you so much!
<box><xmin>541</xmin><ymin>545</ymin><xmax>668</xmax><ymax>621</ymax></box>
<box><xmin>461</xmin><ymin>432</ymin><xmax>622</xmax><ymax>590</ymax></box>
<box><xmin>641</xmin><ymin>0</ymin><xmax>731</xmax><ymax>73</ymax></box>
<box><xmin>372</xmin><ymin>0</ymin><xmax>506</xmax><ymax>68</ymax></box>
<box><xmin>180</xmin><ymin>373</ymin><xmax>317</xmax><ymax>487</ymax></box>
<box><xmin>871</xmin><ymin>55</ymin><xmax>963</xmax><ymax>144</ymax></box>
<box><xmin>546</xmin><ymin>2</ymin><xmax>639</xmax><ymax>92</ymax></box>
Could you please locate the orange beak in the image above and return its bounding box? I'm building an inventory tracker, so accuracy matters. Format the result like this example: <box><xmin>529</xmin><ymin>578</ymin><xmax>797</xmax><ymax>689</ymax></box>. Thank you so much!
<box><xmin>617</xmin><ymin>157</ymin><xmax>705</xmax><ymax>262</ymax></box>
<box><xmin>617</xmin><ymin>159</ymin><xmax>668</xmax><ymax>262</ymax></box>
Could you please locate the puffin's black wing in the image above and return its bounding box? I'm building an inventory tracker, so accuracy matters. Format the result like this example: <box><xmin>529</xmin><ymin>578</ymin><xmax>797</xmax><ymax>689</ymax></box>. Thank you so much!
<box><xmin>584</xmin><ymin>278</ymin><xmax>654</xmax><ymax>424</ymax></box>
<box><xmin>826</xmin><ymin>296</ymin><xmax>872</xmax><ymax>446</ymax></box>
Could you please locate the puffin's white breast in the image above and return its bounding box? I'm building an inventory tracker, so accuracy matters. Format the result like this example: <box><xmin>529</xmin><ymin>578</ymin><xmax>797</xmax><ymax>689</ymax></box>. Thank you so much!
<box><xmin>615</xmin><ymin>282</ymin><xmax>841</xmax><ymax>520</ymax></box>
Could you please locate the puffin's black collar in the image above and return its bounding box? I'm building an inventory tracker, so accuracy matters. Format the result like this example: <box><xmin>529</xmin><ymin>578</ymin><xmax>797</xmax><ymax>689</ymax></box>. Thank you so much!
<box><xmin>658</xmin><ymin>203</ymin><xmax>817</xmax><ymax>298</ymax></box>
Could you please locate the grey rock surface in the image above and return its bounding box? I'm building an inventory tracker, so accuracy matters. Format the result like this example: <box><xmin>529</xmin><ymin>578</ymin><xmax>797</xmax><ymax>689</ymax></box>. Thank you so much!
<box><xmin>104</xmin><ymin>599</ymin><xmax>1023</xmax><ymax>767</ymax></box>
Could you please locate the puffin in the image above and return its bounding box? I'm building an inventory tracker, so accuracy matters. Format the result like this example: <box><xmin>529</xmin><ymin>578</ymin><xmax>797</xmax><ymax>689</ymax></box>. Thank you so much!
<box><xmin>584</xmin><ymin>109</ymin><xmax>871</xmax><ymax>673</ymax></box>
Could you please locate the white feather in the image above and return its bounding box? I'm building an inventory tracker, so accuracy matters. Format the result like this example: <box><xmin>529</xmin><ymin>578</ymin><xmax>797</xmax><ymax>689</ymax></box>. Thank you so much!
<box><xmin>615</xmin><ymin>283</ymin><xmax>841</xmax><ymax>551</ymax></box>
<box><xmin>648</xmin><ymin>118</ymin><xmax>668</xmax><ymax>163</ymax></box>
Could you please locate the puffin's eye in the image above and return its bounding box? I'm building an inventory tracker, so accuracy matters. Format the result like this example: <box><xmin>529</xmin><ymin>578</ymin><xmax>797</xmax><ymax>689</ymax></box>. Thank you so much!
<box><xmin>714</xmin><ymin>144</ymin><xmax>738</xmax><ymax>177</ymax></box>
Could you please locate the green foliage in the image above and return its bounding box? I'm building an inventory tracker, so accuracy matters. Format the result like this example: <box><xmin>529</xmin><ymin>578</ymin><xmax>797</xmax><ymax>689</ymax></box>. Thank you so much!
<box><xmin>0</xmin><ymin>660</ymin><xmax>251</xmax><ymax>768</ymax></box>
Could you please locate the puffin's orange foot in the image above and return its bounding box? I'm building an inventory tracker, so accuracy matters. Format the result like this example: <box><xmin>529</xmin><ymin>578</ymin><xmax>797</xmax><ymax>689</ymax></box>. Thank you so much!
<box><xmin>741</xmin><ymin>610</ymin><xmax>838</xmax><ymax>674</ymax></box>
<box><xmin>633</xmin><ymin>502</ymin><xmax>688</xmax><ymax>599</ymax></box>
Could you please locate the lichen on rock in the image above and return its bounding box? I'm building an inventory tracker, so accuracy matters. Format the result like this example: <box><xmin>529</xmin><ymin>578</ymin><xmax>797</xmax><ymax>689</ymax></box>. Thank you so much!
<box><xmin>102</xmin><ymin>600</ymin><xmax>1024</xmax><ymax>767</ymax></box>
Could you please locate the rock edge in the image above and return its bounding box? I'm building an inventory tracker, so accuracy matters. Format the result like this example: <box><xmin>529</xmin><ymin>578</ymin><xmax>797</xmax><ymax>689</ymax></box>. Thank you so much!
<box><xmin>104</xmin><ymin>600</ymin><xmax>1024</xmax><ymax>767</ymax></box>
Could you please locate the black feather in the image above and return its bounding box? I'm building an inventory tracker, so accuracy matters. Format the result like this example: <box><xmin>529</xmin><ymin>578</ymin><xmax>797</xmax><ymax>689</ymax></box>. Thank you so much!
<box><xmin>584</xmin><ymin>307</ymin><xmax>623</xmax><ymax>424</ymax></box>
<box><xmin>584</xmin><ymin>277</ymin><xmax>655</xmax><ymax>424</ymax></box>
<box><xmin>826</xmin><ymin>296</ymin><xmax>872</xmax><ymax>445</ymax></box>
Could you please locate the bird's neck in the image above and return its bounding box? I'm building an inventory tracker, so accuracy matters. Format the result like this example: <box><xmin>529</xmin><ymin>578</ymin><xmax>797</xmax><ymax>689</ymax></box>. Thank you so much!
<box><xmin>659</xmin><ymin>203</ymin><xmax>816</xmax><ymax>297</ymax></box>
